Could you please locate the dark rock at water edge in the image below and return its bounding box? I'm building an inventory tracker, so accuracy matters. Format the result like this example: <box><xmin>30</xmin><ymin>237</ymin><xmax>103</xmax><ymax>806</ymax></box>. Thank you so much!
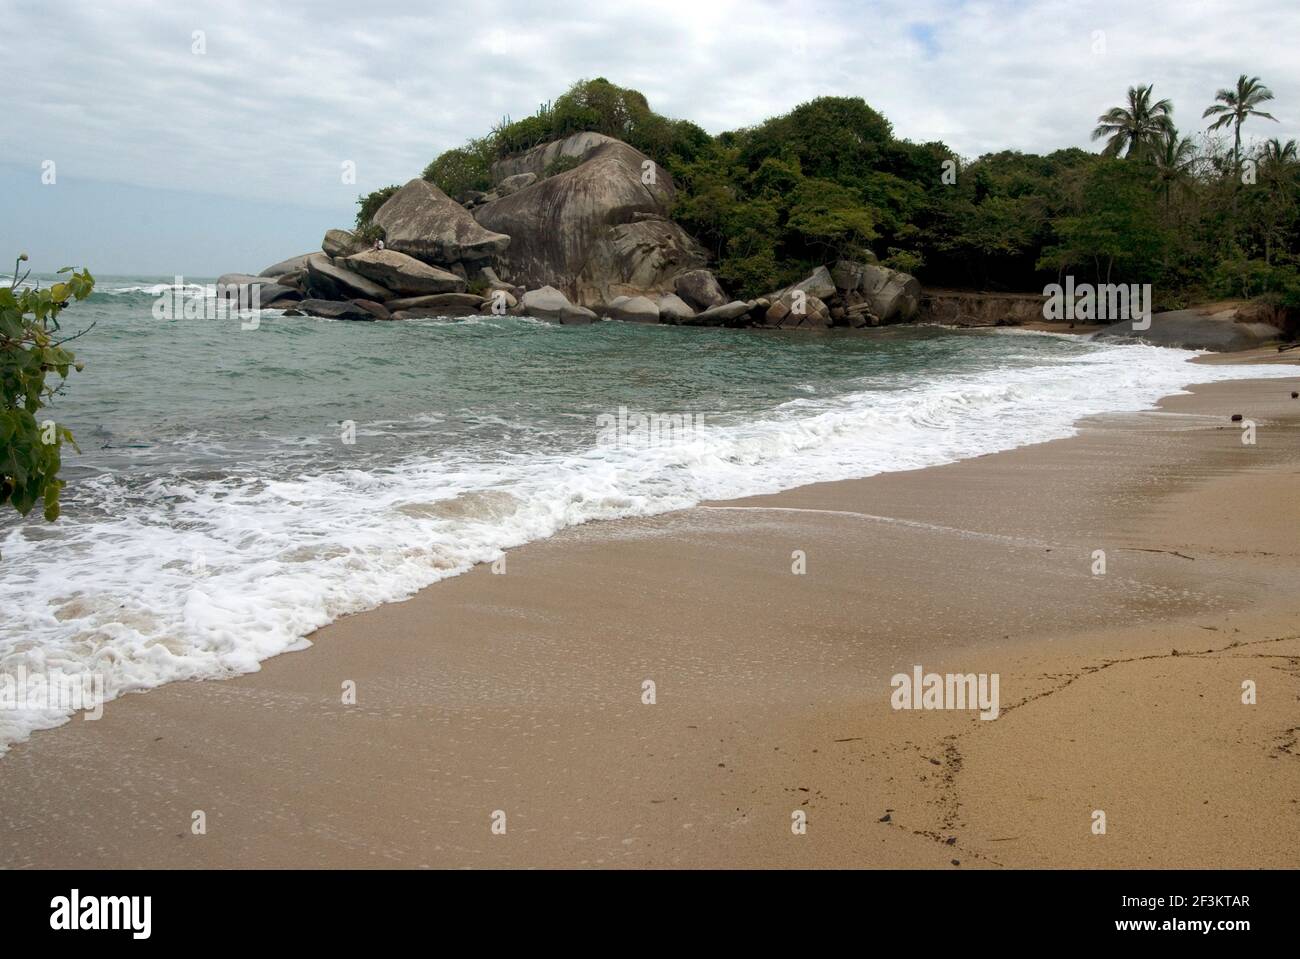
<box><xmin>291</xmin><ymin>299</ymin><xmax>378</xmax><ymax>321</ymax></box>
<box><xmin>1096</xmin><ymin>309</ymin><xmax>1283</xmax><ymax>351</ymax></box>
<box><xmin>305</xmin><ymin>254</ymin><xmax>393</xmax><ymax>302</ymax></box>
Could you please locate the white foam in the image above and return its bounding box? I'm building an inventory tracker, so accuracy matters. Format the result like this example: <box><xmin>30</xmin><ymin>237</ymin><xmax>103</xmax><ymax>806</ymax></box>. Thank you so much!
<box><xmin>1</xmin><ymin>340</ymin><xmax>1295</xmax><ymax>751</ymax></box>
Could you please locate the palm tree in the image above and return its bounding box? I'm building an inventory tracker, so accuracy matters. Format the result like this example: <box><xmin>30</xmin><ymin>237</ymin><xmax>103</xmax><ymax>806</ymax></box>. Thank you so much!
<box><xmin>1152</xmin><ymin>127</ymin><xmax>1197</xmax><ymax>204</ymax></box>
<box><xmin>1254</xmin><ymin>138</ymin><xmax>1298</xmax><ymax>266</ymax></box>
<box><xmin>1092</xmin><ymin>84</ymin><xmax>1175</xmax><ymax>160</ymax></box>
<box><xmin>1261</xmin><ymin>137</ymin><xmax>1298</xmax><ymax>168</ymax></box>
<box><xmin>1203</xmin><ymin>74</ymin><xmax>1278</xmax><ymax>171</ymax></box>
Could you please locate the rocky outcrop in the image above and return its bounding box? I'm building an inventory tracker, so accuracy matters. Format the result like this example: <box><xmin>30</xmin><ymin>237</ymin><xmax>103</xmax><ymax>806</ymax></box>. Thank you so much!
<box><xmin>373</xmin><ymin>178</ymin><xmax>510</xmax><ymax>268</ymax></box>
<box><xmin>214</xmin><ymin>274</ymin><xmax>302</xmax><ymax>309</ymax></box>
<box><xmin>473</xmin><ymin>133</ymin><xmax>706</xmax><ymax>307</ymax></box>
<box><xmin>258</xmin><ymin>254</ymin><xmax>313</xmax><ymax>279</ymax></box>
<box><xmin>678</xmin><ymin>300</ymin><xmax>752</xmax><ymax>327</ymax></box>
<box><xmin>830</xmin><ymin>258</ymin><xmax>874</xmax><ymax>291</ymax></box>
<box><xmin>385</xmin><ymin>292</ymin><xmax>486</xmax><ymax>313</ymax></box>
<box><xmin>351</xmin><ymin>299</ymin><xmax>392</xmax><ymax>320</ymax></box>
<box><xmin>763</xmin><ymin>292</ymin><xmax>832</xmax><ymax>330</ymax></box>
<box><xmin>322</xmin><ymin>229</ymin><xmax>366</xmax><ymax>259</ymax></box>
<box><xmin>304</xmin><ymin>253</ymin><xmax>393</xmax><ymax>302</ymax></box>
<box><xmin>340</xmin><ymin>249</ymin><xmax>465</xmax><ymax>295</ymax></box>
<box><xmin>231</xmin><ymin>139</ymin><xmax>940</xmax><ymax>332</ymax></box>
<box><xmin>496</xmin><ymin>172</ymin><xmax>537</xmax><ymax>196</ymax></box>
<box><xmin>518</xmin><ymin>285</ymin><xmax>598</xmax><ymax>324</ymax></box>
<box><xmin>489</xmin><ymin>131</ymin><xmax>619</xmax><ymax>182</ymax></box>
<box><xmin>781</xmin><ymin>265</ymin><xmax>838</xmax><ymax>302</ymax></box>
<box><xmin>517</xmin><ymin>286</ymin><xmax>571</xmax><ymax>321</ymax></box>
<box><xmin>848</xmin><ymin>263</ymin><xmax>921</xmax><ymax>323</ymax></box>
<box><xmin>579</xmin><ymin>219</ymin><xmax>708</xmax><ymax>305</ymax></box>
<box><xmin>602</xmin><ymin>295</ymin><xmax>660</xmax><ymax>323</ymax></box>
<box><xmin>215</xmin><ymin>272</ymin><xmax>274</xmax><ymax>289</ymax></box>
<box><xmin>761</xmin><ymin>260</ymin><xmax>919</xmax><ymax>328</ymax></box>
<box><xmin>475</xmin><ymin>266</ymin><xmax>523</xmax><ymax>300</ymax></box>
<box><xmin>1096</xmin><ymin>307</ymin><xmax>1284</xmax><ymax>351</ymax></box>
<box><xmin>390</xmin><ymin>293</ymin><xmax>492</xmax><ymax>319</ymax></box>
<box><xmin>290</xmin><ymin>299</ymin><xmax>378</xmax><ymax>322</ymax></box>
<box><xmin>673</xmin><ymin>270</ymin><xmax>728</xmax><ymax>312</ymax></box>
<box><xmin>656</xmin><ymin>293</ymin><xmax>696</xmax><ymax>324</ymax></box>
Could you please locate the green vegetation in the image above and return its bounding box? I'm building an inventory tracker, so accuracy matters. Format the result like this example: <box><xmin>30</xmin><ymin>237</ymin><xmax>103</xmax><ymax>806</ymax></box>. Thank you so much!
<box><xmin>419</xmin><ymin>78</ymin><xmax>710</xmax><ymax>199</ymax></box>
<box><xmin>541</xmin><ymin>155</ymin><xmax>581</xmax><ymax>179</ymax></box>
<box><xmin>397</xmin><ymin>76</ymin><xmax>1300</xmax><ymax>303</ymax></box>
<box><xmin>355</xmin><ymin>184</ymin><xmax>399</xmax><ymax>231</ymax></box>
<box><xmin>1</xmin><ymin>256</ymin><xmax>93</xmax><ymax>531</ymax></box>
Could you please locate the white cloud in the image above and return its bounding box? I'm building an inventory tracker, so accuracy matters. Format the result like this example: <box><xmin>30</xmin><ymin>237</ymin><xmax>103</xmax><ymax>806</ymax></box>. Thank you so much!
<box><xmin>4</xmin><ymin>0</ymin><xmax>1297</xmax><ymax>210</ymax></box>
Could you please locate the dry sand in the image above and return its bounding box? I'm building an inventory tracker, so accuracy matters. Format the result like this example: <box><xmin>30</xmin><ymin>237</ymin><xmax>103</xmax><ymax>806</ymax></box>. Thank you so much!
<box><xmin>1</xmin><ymin>364</ymin><xmax>1297</xmax><ymax>869</ymax></box>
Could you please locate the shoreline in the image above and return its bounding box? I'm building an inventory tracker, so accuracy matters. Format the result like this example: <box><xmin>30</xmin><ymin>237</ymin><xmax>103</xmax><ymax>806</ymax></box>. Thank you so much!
<box><xmin>1</xmin><ymin>362</ymin><xmax>1298</xmax><ymax>868</ymax></box>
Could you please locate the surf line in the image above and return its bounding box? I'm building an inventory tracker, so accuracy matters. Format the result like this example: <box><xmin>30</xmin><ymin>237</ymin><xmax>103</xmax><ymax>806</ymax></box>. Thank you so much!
<box><xmin>696</xmin><ymin>505</ymin><xmax>1054</xmax><ymax>549</ymax></box>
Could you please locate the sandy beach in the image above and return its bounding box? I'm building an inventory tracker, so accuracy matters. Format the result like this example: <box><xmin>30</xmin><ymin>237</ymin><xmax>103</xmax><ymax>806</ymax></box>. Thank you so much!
<box><xmin>2</xmin><ymin>360</ymin><xmax>1297</xmax><ymax>869</ymax></box>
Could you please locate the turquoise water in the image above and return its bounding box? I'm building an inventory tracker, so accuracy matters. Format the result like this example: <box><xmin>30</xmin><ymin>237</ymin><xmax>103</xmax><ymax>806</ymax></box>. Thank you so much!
<box><xmin>1</xmin><ymin>274</ymin><xmax>1294</xmax><ymax>749</ymax></box>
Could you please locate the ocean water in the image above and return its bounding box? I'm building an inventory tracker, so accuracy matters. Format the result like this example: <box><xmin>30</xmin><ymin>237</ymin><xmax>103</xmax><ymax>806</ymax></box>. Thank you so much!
<box><xmin>1</xmin><ymin>276</ymin><xmax>1296</xmax><ymax>750</ymax></box>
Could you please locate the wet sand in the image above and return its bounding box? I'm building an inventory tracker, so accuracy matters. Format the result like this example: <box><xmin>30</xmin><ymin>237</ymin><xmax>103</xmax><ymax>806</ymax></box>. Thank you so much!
<box><xmin>1</xmin><ymin>367</ymin><xmax>1297</xmax><ymax>868</ymax></box>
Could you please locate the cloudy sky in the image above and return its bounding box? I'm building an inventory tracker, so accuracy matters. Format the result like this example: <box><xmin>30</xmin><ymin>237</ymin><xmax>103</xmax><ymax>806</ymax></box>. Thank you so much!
<box><xmin>4</xmin><ymin>0</ymin><xmax>1297</xmax><ymax>275</ymax></box>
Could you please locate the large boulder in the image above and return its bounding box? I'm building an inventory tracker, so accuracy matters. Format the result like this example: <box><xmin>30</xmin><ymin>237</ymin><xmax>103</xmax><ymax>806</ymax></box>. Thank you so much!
<box><xmin>258</xmin><ymin>254</ymin><xmax>313</xmax><ymax>278</ymax></box>
<box><xmin>474</xmin><ymin>133</ymin><xmax>706</xmax><ymax>307</ymax></box>
<box><xmin>824</xmin><ymin>259</ymin><xmax>919</xmax><ymax>323</ymax></box>
<box><xmin>372</xmin><ymin>178</ymin><xmax>510</xmax><ymax>268</ymax></box>
<box><xmin>859</xmin><ymin>264</ymin><xmax>921</xmax><ymax>323</ymax></box>
<box><xmin>518</xmin><ymin>285</ymin><xmax>571</xmax><ymax>321</ymax></box>
<box><xmin>602</xmin><ymin>295</ymin><xmax>660</xmax><ymax>324</ymax></box>
<box><xmin>261</xmin><ymin>290</ymin><xmax>304</xmax><ymax>310</ymax></box>
<box><xmin>489</xmin><ymin>130</ymin><xmax>621</xmax><ymax>182</ymax></box>
<box><xmin>559</xmin><ymin>305</ymin><xmax>599</xmax><ymax>325</ymax></box>
<box><xmin>684</xmin><ymin>300</ymin><xmax>752</xmax><ymax>327</ymax></box>
<box><xmin>656</xmin><ymin>293</ymin><xmax>696</xmax><ymax>324</ymax></box>
<box><xmin>340</xmin><ymin>249</ymin><xmax>465</xmax><ymax>295</ymax></box>
<box><xmin>351</xmin><ymin>299</ymin><xmax>392</xmax><ymax>320</ymax></box>
<box><xmin>214</xmin><ymin>274</ymin><xmax>301</xmax><ymax>309</ymax></box>
<box><xmin>385</xmin><ymin>292</ymin><xmax>487</xmax><ymax>313</ymax></box>
<box><xmin>579</xmin><ymin>219</ymin><xmax>707</xmax><ymax>305</ymax></box>
<box><xmin>1096</xmin><ymin>307</ymin><xmax>1284</xmax><ymax>351</ymax></box>
<box><xmin>673</xmin><ymin>269</ymin><xmax>728</xmax><ymax>312</ymax></box>
<box><xmin>496</xmin><ymin>172</ymin><xmax>537</xmax><ymax>196</ymax></box>
<box><xmin>786</xmin><ymin>266</ymin><xmax>838</xmax><ymax>302</ymax></box>
<box><xmin>322</xmin><ymin>229</ymin><xmax>366</xmax><ymax>259</ymax></box>
<box><xmin>272</xmin><ymin>270</ymin><xmax>307</xmax><ymax>292</ymax></box>
<box><xmin>392</xmin><ymin>293</ymin><xmax>488</xmax><ymax>319</ymax></box>
<box><xmin>292</xmin><ymin>299</ymin><xmax>377</xmax><ymax>322</ymax></box>
<box><xmin>518</xmin><ymin>285</ymin><xmax>595</xmax><ymax>323</ymax></box>
<box><xmin>763</xmin><ymin>292</ymin><xmax>832</xmax><ymax>329</ymax></box>
<box><xmin>475</xmin><ymin>265</ymin><xmax>523</xmax><ymax>301</ymax></box>
<box><xmin>304</xmin><ymin>253</ymin><xmax>393</xmax><ymax>302</ymax></box>
<box><xmin>830</xmin><ymin>257</ymin><xmax>881</xmax><ymax>291</ymax></box>
<box><xmin>250</xmin><ymin>284</ymin><xmax>300</xmax><ymax>308</ymax></box>
<box><xmin>215</xmin><ymin>272</ymin><xmax>272</xmax><ymax>288</ymax></box>
<box><xmin>559</xmin><ymin>304</ymin><xmax>598</xmax><ymax>323</ymax></box>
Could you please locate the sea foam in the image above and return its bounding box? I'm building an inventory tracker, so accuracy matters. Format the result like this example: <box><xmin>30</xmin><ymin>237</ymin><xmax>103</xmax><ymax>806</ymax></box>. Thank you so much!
<box><xmin>0</xmin><ymin>335</ymin><xmax>1295</xmax><ymax>751</ymax></box>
